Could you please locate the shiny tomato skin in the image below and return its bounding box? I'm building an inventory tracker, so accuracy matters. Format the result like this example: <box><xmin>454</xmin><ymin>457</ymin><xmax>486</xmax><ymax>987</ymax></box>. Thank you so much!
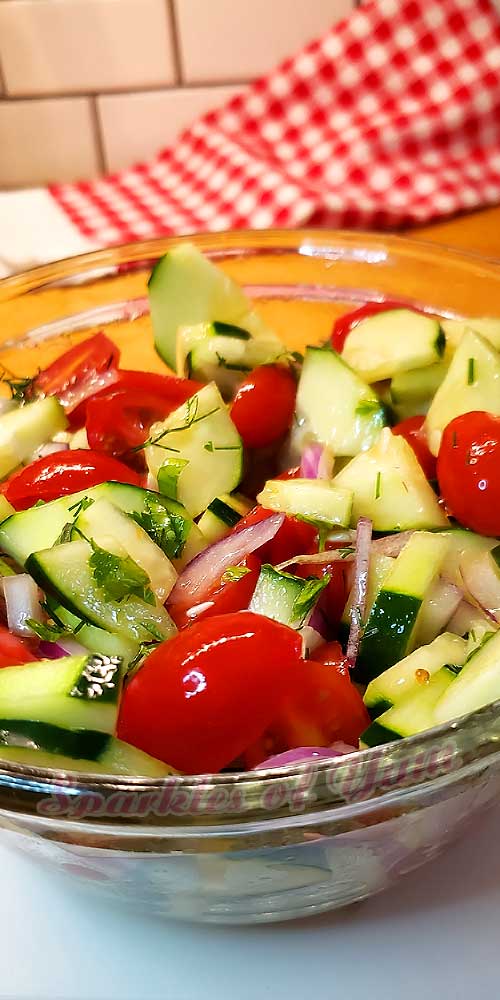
<box><xmin>230</xmin><ymin>365</ymin><xmax>297</xmax><ymax>449</ymax></box>
<box><xmin>168</xmin><ymin>554</ymin><xmax>261</xmax><ymax>630</ymax></box>
<box><xmin>244</xmin><ymin>642</ymin><xmax>369</xmax><ymax>767</ymax></box>
<box><xmin>392</xmin><ymin>414</ymin><xmax>437</xmax><ymax>480</ymax></box>
<box><xmin>117</xmin><ymin>611</ymin><xmax>303</xmax><ymax>774</ymax></box>
<box><xmin>229</xmin><ymin>505</ymin><xmax>318</xmax><ymax>565</ymax></box>
<box><xmin>87</xmin><ymin>389</ymin><xmax>174</xmax><ymax>458</ymax></box>
<box><xmin>437</xmin><ymin>411</ymin><xmax>500</xmax><ymax>535</ymax></box>
<box><xmin>0</xmin><ymin>625</ymin><xmax>38</xmax><ymax>667</ymax></box>
<box><xmin>35</xmin><ymin>333</ymin><xmax>120</xmax><ymax>416</ymax></box>
<box><xmin>70</xmin><ymin>369</ymin><xmax>204</xmax><ymax>428</ymax></box>
<box><xmin>294</xmin><ymin>561</ymin><xmax>351</xmax><ymax>632</ymax></box>
<box><xmin>331</xmin><ymin>300</ymin><xmax>422</xmax><ymax>353</ymax></box>
<box><xmin>4</xmin><ymin>449</ymin><xmax>141</xmax><ymax>510</ymax></box>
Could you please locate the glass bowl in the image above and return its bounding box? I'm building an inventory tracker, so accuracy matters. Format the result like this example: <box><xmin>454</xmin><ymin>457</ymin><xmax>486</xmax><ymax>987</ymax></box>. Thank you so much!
<box><xmin>0</xmin><ymin>229</ymin><xmax>500</xmax><ymax>925</ymax></box>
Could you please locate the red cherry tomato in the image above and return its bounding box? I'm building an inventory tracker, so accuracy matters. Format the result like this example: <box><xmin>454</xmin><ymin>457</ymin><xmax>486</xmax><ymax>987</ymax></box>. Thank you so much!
<box><xmin>70</xmin><ymin>370</ymin><xmax>204</xmax><ymax>428</ymax></box>
<box><xmin>392</xmin><ymin>414</ymin><xmax>437</xmax><ymax>480</ymax></box>
<box><xmin>117</xmin><ymin>611</ymin><xmax>303</xmax><ymax>773</ymax></box>
<box><xmin>0</xmin><ymin>625</ymin><xmax>38</xmax><ymax>667</ymax></box>
<box><xmin>331</xmin><ymin>300</ymin><xmax>423</xmax><ymax>353</ymax></box>
<box><xmin>168</xmin><ymin>554</ymin><xmax>261</xmax><ymax>630</ymax></box>
<box><xmin>35</xmin><ymin>333</ymin><xmax>120</xmax><ymax>417</ymax></box>
<box><xmin>244</xmin><ymin>641</ymin><xmax>369</xmax><ymax>767</ymax></box>
<box><xmin>230</xmin><ymin>365</ymin><xmax>297</xmax><ymax>449</ymax></box>
<box><xmin>230</xmin><ymin>504</ymin><xmax>318</xmax><ymax>564</ymax></box>
<box><xmin>4</xmin><ymin>449</ymin><xmax>141</xmax><ymax>510</ymax></box>
<box><xmin>437</xmin><ymin>411</ymin><xmax>500</xmax><ymax>535</ymax></box>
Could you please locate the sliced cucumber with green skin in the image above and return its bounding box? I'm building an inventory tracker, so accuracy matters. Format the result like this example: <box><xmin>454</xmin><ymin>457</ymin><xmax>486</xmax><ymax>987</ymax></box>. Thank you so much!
<box><xmin>442</xmin><ymin>317</ymin><xmax>500</xmax><ymax>354</ymax></box>
<box><xmin>249</xmin><ymin>564</ymin><xmax>328</xmax><ymax>628</ymax></box>
<box><xmin>257</xmin><ymin>477</ymin><xmax>353</xmax><ymax>528</ymax></box>
<box><xmin>341</xmin><ymin>309</ymin><xmax>445</xmax><ymax>383</ymax></box>
<box><xmin>364</xmin><ymin>632</ymin><xmax>467</xmax><ymax>717</ymax></box>
<box><xmin>74</xmin><ymin>498</ymin><xmax>177</xmax><ymax>602</ymax></box>
<box><xmin>424</xmin><ymin>330</ymin><xmax>500</xmax><ymax>455</ymax></box>
<box><xmin>177</xmin><ymin>322</ymin><xmax>283</xmax><ymax>397</ymax></box>
<box><xmin>146</xmin><ymin>383</ymin><xmax>242</xmax><ymax>518</ymax></box>
<box><xmin>412</xmin><ymin>577</ymin><xmax>463</xmax><ymax>647</ymax></box>
<box><xmin>0</xmin><ymin>482</ymin><xmax>196</xmax><ymax>569</ymax></box>
<box><xmin>0</xmin><ymin>654</ymin><xmax>123</xmax><ymax>735</ymax></box>
<box><xmin>198</xmin><ymin>493</ymin><xmax>252</xmax><ymax>545</ymax></box>
<box><xmin>294</xmin><ymin>347</ymin><xmax>387</xmax><ymax>457</ymax></box>
<box><xmin>339</xmin><ymin>552</ymin><xmax>394</xmax><ymax>646</ymax></box>
<box><xmin>49</xmin><ymin>602</ymin><xmax>138</xmax><ymax>668</ymax></box>
<box><xmin>0</xmin><ymin>727</ymin><xmax>175</xmax><ymax>776</ymax></box>
<box><xmin>434</xmin><ymin>629</ymin><xmax>500</xmax><ymax>724</ymax></box>
<box><xmin>149</xmin><ymin>243</ymin><xmax>281</xmax><ymax>369</ymax></box>
<box><xmin>390</xmin><ymin>362</ymin><xmax>448</xmax><ymax>419</ymax></box>
<box><xmin>333</xmin><ymin>428</ymin><xmax>448</xmax><ymax>531</ymax></box>
<box><xmin>27</xmin><ymin>540</ymin><xmax>176</xmax><ymax>645</ymax></box>
<box><xmin>433</xmin><ymin>528</ymin><xmax>498</xmax><ymax>588</ymax></box>
<box><xmin>355</xmin><ymin>531</ymin><xmax>450</xmax><ymax>684</ymax></box>
<box><xmin>361</xmin><ymin>666</ymin><xmax>457</xmax><ymax>747</ymax></box>
<box><xmin>0</xmin><ymin>396</ymin><xmax>67</xmax><ymax>479</ymax></box>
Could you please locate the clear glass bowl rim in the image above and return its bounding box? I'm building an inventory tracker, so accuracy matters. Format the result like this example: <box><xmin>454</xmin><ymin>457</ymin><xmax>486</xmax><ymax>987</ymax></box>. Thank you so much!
<box><xmin>1</xmin><ymin>227</ymin><xmax>500</xmax><ymax>834</ymax></box>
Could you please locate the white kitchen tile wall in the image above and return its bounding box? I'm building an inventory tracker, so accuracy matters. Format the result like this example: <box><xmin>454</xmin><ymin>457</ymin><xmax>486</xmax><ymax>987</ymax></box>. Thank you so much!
<box><xmin>0</xmin><ymin>0</ymin><xmax>355</xmax><ymax>188</ymax></box>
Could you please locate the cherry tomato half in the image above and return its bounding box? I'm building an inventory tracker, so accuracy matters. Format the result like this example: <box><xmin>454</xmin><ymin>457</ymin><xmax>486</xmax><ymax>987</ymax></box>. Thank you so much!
<box><xmin>244</xmin><ymin>641</ymin><xmax>369</xmax><ymax>767</ymax></box>
<box><xmin>35</xmin><ymin>332</ymin><xmax>120</xmax><ymax>416</ymax></box>
<box><xmin>0</xmin><ymin>625</ymin><xmax>38</xmax><ymax>667</ymax></box>
<box><xmin>392</xmin><ymin>414</ymin><xmax>437</xmax><ymax>480</ymax></box>
<box><xmin>70</xmin><ymin>369</ymin><xmax>204</xmax><ymax>429</ymax></box>
<box><xmin>230</xmin><ymin>365</ymin><xmax>297</xmax><ymax>449</ymax></box>
<box><xmin>230</xmin><ymin>504</ymin><xmax>318</xmax><ymax>565</ymax></box>
<box><xmin>168</xmin><ymin>554</ymin><xmax>261</xmax><ymax>631</ymax></box>
<box><xmin>437</xmin><ymin>411</ymin><xmax>500</xmax><ymax>536</ymax></box>
<box><xmin>331</xmin><ymin>300</ymin><xmax>423</xmax><ymax>353</ymax></box>
<box><xmin>117</xmin><ymin>611</ymin><xmax>303</xmax><ymax>773</ymax></box>
<box><xmin>4</xmin><ymin>449</ymin><xmax>141</xmax><ymax>510</ymax></box>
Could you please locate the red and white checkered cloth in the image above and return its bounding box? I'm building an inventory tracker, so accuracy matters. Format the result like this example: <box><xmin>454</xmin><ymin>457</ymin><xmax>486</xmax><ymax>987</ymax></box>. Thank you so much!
<box><xmin>51</xmin><ymin>0</ymin><xmax>500</xmax><ymax>246</ymax></box>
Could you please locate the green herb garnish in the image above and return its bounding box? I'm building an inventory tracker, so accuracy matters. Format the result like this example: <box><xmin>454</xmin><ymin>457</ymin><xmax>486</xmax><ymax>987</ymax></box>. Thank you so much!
<box><xmin>130</xmin><ymin>495</ymin><xmax>189</xmax><ymax>560</ymax></box>
<box><xmin>467</xmin><ymin>357</ymin><xmax>476</xmax><ymax>385</ymax></box>
<box><xmin>221</xmin><ymin>565</ymin><xmax>251</xmax><ymax>584</ymax></box>
<box><xmin>26</xmin><ymin>618</ymin><xmax>65</xmax><ymax>642</ymax></box>
<box><xmin>3</xmin><ymin>374</ymin><xmax>37</xmax><ymax>404</ymax></box>
<box><xmin>375</xmin><ymin>471</ymin><xmax>382</xmax><ymax>500</ymax></box>
<box><xmin>291</xmin><ymin>574</ymin><xmax>331</xmax><ymax>626</ymax></box>
<box><xmin>204</xmin><ymin>441</ymin><xmax>240</xmax><ymax>453</ymax></box>
<box><xmin>89</xmin><ymin>540</ymin><xmax>155</xmax><ymax>605</ymax></box>
<box><xmin>355</xmin><ymin>398</ymin><xmax>383</xmax><ymax>419</ymax></box>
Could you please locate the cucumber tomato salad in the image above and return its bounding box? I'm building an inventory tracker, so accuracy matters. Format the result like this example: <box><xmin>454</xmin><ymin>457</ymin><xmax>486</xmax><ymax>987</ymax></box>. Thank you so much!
<box><xmin>0</xmin><ymin>243</ymin><xmax>498</xmax><ymax>776</ymax></box>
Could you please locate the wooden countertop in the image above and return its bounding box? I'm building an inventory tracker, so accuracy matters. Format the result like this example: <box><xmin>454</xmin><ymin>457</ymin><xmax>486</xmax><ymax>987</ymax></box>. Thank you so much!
<box><xmin>409</xmin><ymin>205</ymin><xmax>500</xmax><ymax>258</ymax></box>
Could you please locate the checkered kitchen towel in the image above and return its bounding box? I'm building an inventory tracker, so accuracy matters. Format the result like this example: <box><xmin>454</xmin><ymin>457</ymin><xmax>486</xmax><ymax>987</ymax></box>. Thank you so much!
<box><xmin>1</xmin><ymin>0</ymin><xmax>500</xmax><ymax>273</ymax></box>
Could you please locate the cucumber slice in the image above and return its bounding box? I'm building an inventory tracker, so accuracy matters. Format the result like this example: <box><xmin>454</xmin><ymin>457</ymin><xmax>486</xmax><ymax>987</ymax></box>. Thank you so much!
<box><xmin>0</xmin><ymin>728</ymin><xmax>175</xmax><ymax>776</ymax></box>
<box><xmin>412</xmin><ymin>577</ymin><xmax>462</xmax><ymax>646</ymax></box>
<box><xmin>434</xmin><ymin>528</ymin><xmax>498</xmax><ymax>588</ymax></box>
<box><xmin>249</xmin><ymin>564</ymin><xmax>328</xmax><ymax>628</ymax></box>
<box><xmin>341</xmin><ymin>309</ymin><xmax>444</xmax><ymax>383</ymax></box>
<box><xmin>149</xmin><ymin>243</ymin><xmax>280</xmax><ymax>369</ymax></box>
<box><xmin>0</xmin><ymin>482</ymin><xmax>197</xmax><ymax>569</ymax></box>
<box><xmin>75</xmin><ymin>498</ymin><xmax>177</xmax><ymax>602</ymax></box>
<box><xmin>442</xmin><ymin>317</ymin><xmax>500</xmax><ymax>354</ymax></box>
<box><xmin>0</xmin><ymin>396</ymin><xmax>67</xmax><ymax>479</ymax></box>
<box><xmin>390</xmin><ymin>361</ymin><xmax>448</xmax><ymax>419</ymax></box>
<box><xmin>447</xmin><ymin>599</ymin><xmax>496</xmax><ymax>639</ymax></box>
<box><xmin>339</xmin><ymin>552</ymin><xmax>394</xmax><ymax>643</ymax></box>
<box><xmin>146</xmin><ymin>383</ymin><xmax>242</xmax><ymax>518</ymax></box>
<box><xmin>459</xmin><ymin>546</ymin><xmax>500</xmax><ymax>624</ymax></box>
<box><xmin>27</xmin><ymin>539</ymin><xmax>176</xmax><ymax>645</ymax></box>
<box><xmin>355</xmin><ymin>531</ymin><xmax>450</xmax><ymax>683</ymax></box>
<box><xmin>294</xmin><ymin>347</ymin><xmax>387</xmax><ymax>456</ymax></box>
<box><xmin>49</xmin><ymin>602</ymin><xmax>138</xmax><ymax>668</ymax></box>
<box><xmin>361</xmin><ymin>666</ymin><xmax>456</xmax><ymax>746</ymax></box>
<box><xmin>333</xmin><ymin>428</ymin><xmax>448</xmax><ymax>531</ymax></box>
<box><xmin>424</xmin><ymin>330</ymin><xmax>500</xmax><ymax>455</ymax></box>
<box><xmin>434</xmin><ymin>629</ymin><xmax>500</xmax><ymax>724</ymax></box>
<box><xmin>257</xmin><ymin>478</ymin><xmax>353</xmax><ymax>528</ymax></box>
<box><xmin>177</xmin><ymin>322</ymin><xmax>283</xmax><ymax>396</ymax></box>
<box><xmin>0</xmin><ymin>654</ymin><xmax>123</xmax><ymax>734</ymax></box>
<box><xmin>198</xmin><ymin>493</ymin><xmax>252</xmax><ymax>544</ymax></box>
<box><xmin>364</xmin><ymin>632</ymin><xmax>467</xmax><ymax>716</ymax></box>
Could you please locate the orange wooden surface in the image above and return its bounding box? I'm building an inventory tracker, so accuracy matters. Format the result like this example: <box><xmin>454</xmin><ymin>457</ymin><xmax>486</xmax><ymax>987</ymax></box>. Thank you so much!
<box><xmin>410</xmin><ymin>205</ymin><xmax>500</xmax><ymax>258</ymax></box>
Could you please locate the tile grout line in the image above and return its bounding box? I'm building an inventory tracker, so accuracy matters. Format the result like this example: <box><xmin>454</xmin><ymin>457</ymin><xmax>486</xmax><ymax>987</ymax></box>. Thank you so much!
<box><xmin>89</xmin><ymin>95</ymin><xmax>106</xmax><ymax>174</ymax></box>
<box><xmin>1</xmin><ymin>80</ymin><xmax>249</xmax><ymax>103</ymax></box>
<box><xmin>166</xmin><ymin>0</ymin><xmax>183</xmax><ymax>85</ymax></box>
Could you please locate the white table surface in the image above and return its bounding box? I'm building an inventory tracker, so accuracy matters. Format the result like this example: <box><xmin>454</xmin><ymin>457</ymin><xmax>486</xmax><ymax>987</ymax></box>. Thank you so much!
<box><xmin>2</xmin><ymin>802</ymin><xmax>500</xmax><ymax>1000</ymax></box>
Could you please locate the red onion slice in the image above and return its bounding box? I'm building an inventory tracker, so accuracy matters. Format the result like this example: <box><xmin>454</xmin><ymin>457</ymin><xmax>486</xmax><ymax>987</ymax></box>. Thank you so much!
<box><xmin>3</xmin><ymin>575</ymin><xmax>42</xmax><ymax>637</ymax></box>
<box><xmin>253</xmin><ymin>744</ymin><xmax>355</xmax><ymax>769</ymax></box>
<box><xmin>33</xmin><ymin>441</ymin><xmax>70</xmax><ymax>460</ymax></box>
<box><xmin>59</xmin><ymin>368</ymin><xmax>120</xmax><ymax>413</ymax></box>
<box><xmin>299</xmin><ymin>625</ymin><xmax>325</xmax><ymax>657</ymax></box>
<box><xmin>300</xmin><ymin>443</ymin><xmax>334</xmax><ymax>480</ymax></box>
<box><xmin>167</xmin><ymin>512</ymin><xmax>285</xmax><ymax>609</ymax></box>
<box><xmin>38</xmin><ymin>637</ymin><xmax>88</xmax><ymax>659</ymax></box>
<box><xmin>459</xmin><ymin>551</ymin><xmax>500</xmax><ymax>623</ymax></box>
<box><xmin>346</xmin><ymin>516</ymin><xmax>373</xmax><ymax>667</ymax></box>
<box><xmin>371</xmin><ymin>530</ymin><xmax>414</xmax><ymax>558</ymax></box>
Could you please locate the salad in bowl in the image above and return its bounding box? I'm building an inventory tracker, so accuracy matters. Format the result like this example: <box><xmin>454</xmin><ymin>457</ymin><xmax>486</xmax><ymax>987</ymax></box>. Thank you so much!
<box><xmin>0</xmin><ymin>242</ymin><xmax>498</xmax><ymax>781</ymax></box>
